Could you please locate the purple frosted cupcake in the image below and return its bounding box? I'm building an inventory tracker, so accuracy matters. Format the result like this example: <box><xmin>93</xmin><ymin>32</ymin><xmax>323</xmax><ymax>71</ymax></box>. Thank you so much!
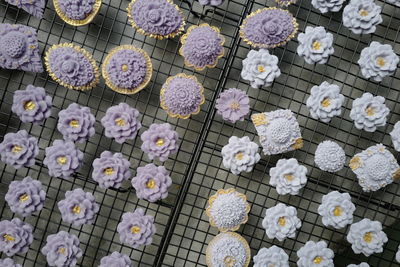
<box><xmin>5</xmin><ymin>176</ymin><xmax>46</xmax><ymax>217</ymax></box>
<box><xmin>0</xmin><ymin>130</ymin><xmax>39</xmax><ymax>169</ymax></box>
<box><xmin>92</xmin><ymin>151</ymin><xmax>131</xmax><ymax>189</ymax></box>
<box><xmin>140</xmin><ymin>123</ymin><xmax>179</xmax><ymax>162</ymax></box>
<box><xmin>160</xmin><ymin>73</ymin><xmax>205</xmax><ymax>119</ymax></box>
<box><xmin>43</xmin><ymin>140</ymin><xmax>84</xmax><ymax>179</ymax></box>
<box><xmin>132</xmin><ymin>163</ymin><xmax>172</xmax><ymax>202</ymax></box>
<box><xmin>102</xmin><ymin>45</ymin><xmax>152</xmax><ymax>94</ymax></box>
<box><xmin>53</xmin><ymin>0</ymin><xmax>102</xmax><ymax>26</ymax></box>
<box><xmin>0</xmin><ymin>218</ymin><xmax>33</xmax><ymax>256</ymax></box>
<box><xmin>57</xmin><ymin>103</ymin><xmax>95</xmax><ymax>143</ymax></box>
<box><xmin>0</xmin><ymin>23</ymin><xmax>43</xmax><ymax>73</ymax></box>
<box><xmin>0</xmin><ymin>258</ymin><xmax>22</xmax><ymax>267</ymax></box>
<box><xmin>127</xmin><ymin>0</ymin><xmax>185</xmax><ymax>39</ymax></box>
<box><xmin>216</xmin><ymin>88</ymin><xmax>250</xmax><ymax>123</ymax></box>
<box><xmin>6</xmin><ymin>0</ymin><xmax>45</xmax><ymax>18</ymax></box>
<box><xmin>179</xmin><ymin>23</ymin><xmax>225</xmax><ymax>71</ymax></box>
<box><xmin>99</xmin><ymin>252</ymin><xmax>131</xmax><ymax>267</ymax></box>
<box><xmin>101</xmin><ymin>103</ymin><xmax>142</xmax><ymax>144</ymax></box>
<box><xmin>117</xmin><ymin>208</ymin><xmax>156</xmax><ymax>248</ymax></box>
<box><xmin>44</xmin><ymin>43</ymin><xmax>100</xmax><ymax>91</ymax></box>
<box><xmin>240</xmin><ymin>7</ymin><xmax>298</xmax><ymax>49</ymax></box>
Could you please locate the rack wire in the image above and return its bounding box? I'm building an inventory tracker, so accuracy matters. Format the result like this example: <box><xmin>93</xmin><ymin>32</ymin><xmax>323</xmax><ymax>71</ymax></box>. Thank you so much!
<box><xmin>1</xmin><ymin>0</ymin><xmax>400</xmax><ymax>266</ymax></box>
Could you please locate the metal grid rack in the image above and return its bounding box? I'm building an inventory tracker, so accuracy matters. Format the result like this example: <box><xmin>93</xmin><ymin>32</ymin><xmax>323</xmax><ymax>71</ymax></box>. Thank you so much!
<box><xmin>0</xmin><ymin>0</ymin><xmax>400</xmax><ymax>266</ymax></box>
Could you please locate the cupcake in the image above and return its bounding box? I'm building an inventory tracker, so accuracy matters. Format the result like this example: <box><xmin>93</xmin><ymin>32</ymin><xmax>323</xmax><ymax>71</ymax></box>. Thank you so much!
<box><xmin>0</xmin><ymin>258</ymin><xmax>22</xmax><ymax>267</ymax></box>
<box><xmin>297</xmin><ymin>26</ymin><xmax>334</xmax><ymax>65</ymax></box>
<box><xmin>0</xmin><ymin>130</ymin><xmax>39</xmax><ymax>169</ymax></box>
<box><xmin>348</xmin><ymin>263</ymin><xmax>370</xmax><ymax>267</ymax></box>
<box><xmin>314</xmin><ymin>140</ymin><xmax>346</xmax><ymax>172</ymax></box>
<box><xmin>387</xmin><ymin>0</ymin><xmax>400</xmax><ymax>6</ymax></box>
<box><xmin>390</xmin><ymin>121</ymin><xmax>400</xmax><ymax>151</ymax></box>
<box><xmin>215</xmin><ymin>88</ymin><xmax>250</xmax><ymax>123</ymax></box>
<box><xmin>251</xmin><ymin>109</ymin><xmax>303</xmax><ymax>155</ymax></box>
<box><xmin>0</xmin><ymin>218</ymin><xmax>33</xmax><ymax>256</ymax></box>
<box><xmin>179</xmin><ymin>23</ymin><xmax>225</xmax><ymax>70</ymax></box>
<box><xmin>206</xmin><ymin>232</ymin><xmax>251</xmax><ymax>267</ymax></box>
<box><xmin>99</xmin><ymin>252</ymin><xmax>131</xmax><ymax>267</ymax></box>
<box><xmin>240</xmin><ymin>7</ymin><xmax>298</xmax><ymax>49</ymax></box>
<box><xmin>45</xmin><ymin>43</ymin><xmax>100</xmax><ymax>90</ymax></box>
<box><xmin>343</xmin><ymin>0</ymin><xmax>382</xmax><ymax>34</ymax></box>
<box><xmin>117</xmin><ymin>208</ymin><xmax>156</xmax><ymax>248</ymax></box>
<box><xmin>206</xmin><ymin>188</ymin><xmax>250</xmax><ymax>232</ymax></box>
<box><xmin>127</xmin><ymin>0</ymin><xmax>185</xmax><ymax>39</ymax></box>
<box><xmin>297</xmin><ymin>241</ymin><xmax>334</xmax><ymax>267</ymax></box>
<box><xmin>311</xmin><ymin>0</ymin><xmax>345</xmax><ymax>13</ymax></box>
<box><xmin>0</xmin><ymin>23</ymin><xmax>43</xmax><ymax>73</ymax></box>
<box><xmin>12</xmin><ymin>85</ymin><xmax>52</xmax><ymax>124</ymax></box>
<box><xmin>92</xmin><ymin>151</ymin><xmax>131</xmax><ymax>189</ymax></box>
<box><xmin>5</xmin><ymin>0</ymin><xmax>45</xmax><ymax>18</ymax></box>
<box><xmin>160</xmin><ymin>73</ymin><xmax>205</xmax><ymax>119</ymax></box>
<box><xmin>253</xmin><ymin>246</ymin><xmax>289</xmax><ymax>267</ymax></box>
<box><xmin>198</xmin><ymin>0</ymin><xmax>224</xmax><ymax>5</ymax></box>
<box><xmin>269</xmin><ymin>158</ymin><xmax>308</xmax><ymax>195</ymax></box>
<box><xmin>53</xmin><ymin>0</ymin><xmax>102</xmax><ymax>26</ymax></box>
<box><xmin>347</xmin><ymin>218</ymin><xmax>388</xmax><ymax>256</ymax></box>
<box><xmin>102</xmin><ymin>45</ymin><xmax>153</xmax><ymax>94</ymax></box>
<box><xmin>5</xmin><ymin>176</ymin><xmax>46</xmax><ymax>217</ymax></box>
<box><xmin>349</xmin><ymin>144</ymin><xmax>400</xmax><ymax>192</ymax></box>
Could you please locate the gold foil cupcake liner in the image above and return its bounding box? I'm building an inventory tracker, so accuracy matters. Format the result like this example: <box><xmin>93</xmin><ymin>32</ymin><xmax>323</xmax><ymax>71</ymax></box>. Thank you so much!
<box><xmin>53</xmin><ymin>0</ymin><xmax>102</xmax><ymax>26</ymax></box>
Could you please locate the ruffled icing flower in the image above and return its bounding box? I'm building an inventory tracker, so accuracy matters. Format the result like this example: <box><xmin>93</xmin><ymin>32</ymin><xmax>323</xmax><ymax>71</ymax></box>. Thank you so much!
<box><xmin>314</xmin><ymin>140</ymin><xmax>346</xmax><ymax>172</ymax></box>
<box><xmin>269</xmin><ymin>158</ymin><xmax>308</xmax><ymax>195</ymax></box>
<box><xmin>198</xmin><ymin>0</ymin><xmax>224</xmax><ymax>5</ymax></box>
<box><xmin>57</xmin><ymin>188</ymin><xmax>99</xmax><ymax>226</ymax></box>
<box><xmin>206</xmin><ymin>188</ymin><xmax>250</xmax><ymax>232</ymax></box>
<box><xmin>12</xmin><ymin>84</ymin><xmax>52</xmax><ymax>124</ymax></box>
<box><xmin>45</xmin><ymin>43</ymin><xmax>100</xmax><ymax>90</ymax></box>
<box><xmin>57</xmin><ymin>103</ymin><xmax>95</xmax><ymax>143</ymax></box>
<box><xmin>5</xmin><ymin>0</ymin><xmax>45</xmax><ymax>18</ymax></box>
<box><xmin>276</xmin><ymin>0</ymin><xmax>297</xmax><ymax>6</ymax></box>
<box><xmin>99</xmin><ymin>252</ymin><xmax>131</xmax><ymax>267</ymax></box>
<box><xmin>358</xmin><ymin>41</ymin><xmax>399</xmax><ymax>82</ymax></box>
<box><xmin>132</xmin><ymin>163</ymin><xmax>172</xmax><ymax>202</ymax></box>
<box><xmin>306</xmin><ymin>82</ymin><xmax>344</xmax><ymax>122</ymax></box>
<box><xmin>179</xmin><ymin>24</ymin><xmax>225</xmax><ymax>71</ymax></box>
<box><xmin>216</xmin><ymin>88</ymin><xmax>250</xmax><ymax>123</ymax></box>
<box><xmin>387</xmin><ymin>0</ymin><xmax>400</xmax><ymax>7</ymax></box>
<box><xmin>92</xmin><ymin>151</ymin><xmax>131</xmax><ymax>189</ymax></box>
<box><xmin>390</xmin><ymin>121</ymin><xmax>400</xmax><ymax>151</ymax></box>
<box><xmin>117</xmin><ymin>208</ymin><xmax>156</xmax><ymax>248</ymax></box>
<box><xmin>297</xmin><ymin>26</ymin><xmax>334</xmax><ymax>64</ymax></box>
<box><xmin>0</xmin><ymin>218</ymin><xmax>33</xmax><ymax>256</ymax></box>
<box><xmin>343</xmin><ymin>0</ymin><xmax>382</xmax><ymax>34</ymax></box>
<box><xmin>241</xmin><ymin>49</ymin><xmax>281</xmax><ymax>88</ymax></box>
<box><xmin>5</xmin><ymin>176</ymin><xmax>46</xmax><ymax>217</ymax></box>
<box><xmin>262</xmin><ymin>203</ymin><xmax>301</xmax><ymax>241</ymax></box>
<box><xmin>0</xmin><ymin>258</ymin><xmax>22</xmax><ymax>267</ymax></box>
<box><xmin>41</xmin><ymin>231</ymin><xmax>82</xmax><ymax>267</ymax></box>
<box><xmin>206</xmin><ymin>232</ymin><xmax>251</xmax><ymax>267</ymax></box>
<box><xmin>127</xmin><ymin>0</ymin><xmax>185</xmax><ymax>39</ymax></box>
<box><xmin>253</xmin><ymin>246</ymin><xmax>289</xmax><ymax>267</ymax></box>
<box><xmin>140</xmin><ymin>123</ymin><xmax>179</xmax><ymax>162</ymax></box>
<box><xmin>221</xmin><ymin>136</ymin><xmax>260</xmax><ymax>175</ymax></box>
<box><xmin>0</xmin><ymin>23</ymin><xmax>43</xmax><ymax>73</ymax></box>
<box><xmin>311</xmin><ymin>0</ymin><xmax>345</xmax><ymax>13</ymax></box>
<box><xmin>297</xmin><ymin>241</ymin><xmax>334</xmax><ymax>267</ymax></box>
<box><xmin>347</xmin><ymin>218</ymin><xmax>388</xmax><ymax>256</ymax></box>
<box><xmin>102</xmin><ymin>45</ymin><xmax>153</xmax><ymax>94</ymax></box>
<box><xmin>318</xmin><ymin>191</ymin><xmax>356</xmax><ymax>229</ymax></box>
<box><xmin>240</xmin><ymin>7</ymin><xmax>298</xmax><ymax>49</ymax></box>
<box><xmin>43</xmin><ymin>139</ymin><xmax>84</xmax><ymax>179</ymax></box>
<box><xmin>160</xmin><ymin>73</ymin><xmax>205</xmax><ymax>119</ymax></box>
<box><xmin>348</xmin><ymin>263</ymin><xmax>370</xmax><ymax>267</ymax></box>
<box><xmin>349</xmin><ymin>144</ymin><xmax>400</xmax><ymax>192</ymax></box>
<box><xmin>349</xmin><ymin>93</ymin><xmax>389</xmax><ymax>132</ymax></box>
<box><xmin>0</xmin><ymin>130</ymin><xmax>39</xmax><ymax>169</ymax></box>
<box><xmin>251</xmin><ymin>109</ymin><xmax>303</xmax><ymax>155</ymax></box>
<box><xmin>54</xmin><ymin>0</ymin><xmax>101</xmax><ymax>26</ymax></box>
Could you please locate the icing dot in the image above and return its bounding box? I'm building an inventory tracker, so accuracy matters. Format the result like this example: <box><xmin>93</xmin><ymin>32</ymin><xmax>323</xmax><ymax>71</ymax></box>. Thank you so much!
<box><xmin>284</xmin><ymin>174</ymin><xmax>294</xmax><ymax>181</ymax></box>
<box><xmin>156</xmin><ymin>138</ymin><xmax>165</xmax><ymax>147</ymax></box>
<box><xmin>130</xmin><ymin>225</ymin><xmax>141</xmax><ymax>234</ymax></box>
<box><xmin>359</xmin><ymin>9</ymin><xmax>369</xmax><ymax>17</ymax></box>
<box><xmin>365</xmin><ymin>106</ymin><xmax>375</xmax><ymax>116</ymax></box>
<box><xmin>235</xmin><ymin>152</ymin><xmax>244</xmax><ymax>160</ymax></box>
<box><xmin>72</xmin><ymin>205</ymin><xmax>81</xmax><ymax>214</ymax></box>
<box><xmin>19</xmin><ymin>193</ymin><xmax>29</xmax><ymax>202</ymax></box>
<box><xmin>278</xmin><ymin>216</ymin><xmax>286</xmax><ymax>227</ymax></box>
<box><xmin>12</xmin><ymin>145</ymin><xmax>22</xmax><ymax>153</ymax></box>
<box><xmin>57</xmin><ymin>156</ymin><xmax>67</xmax><ymax>165</ymax></box>
<box><xmin>320</xmin><ymin>98</ymin><xmax>331</xmax><ymax>108</ymax></box>
<box><xmin>313</xmin><ymin>256</ymin><xmax>322</xmax><ymax>264</ymax></box>
<box><xmin>333</xmin><ymin>206</ymin><xmax>342</xmax><ymax>216</ymax></box>
<box><xmin>58</xmin><ymin>247</ymin><xmax>66</xmax><ymax>254</ymax></box>
<box><xmin>312</xmin><ymin>41</ymin><xmax>321</xmax><ymax>51</ymax></box>
<box><xmin>363</xmin><ymin>232</ymin><xmax>373</xmax><ymax>243</ymax></box>
<box><xmin>146</xmin><ymin>179</ymin><xmax>156</xmax><ymax>189</ymax></box>
<box><xmin>3</xmin><ymin>234</ymin><xmax>14</xmax><ymax>242</ymax></box>
<box><xmin>23</xmin><ymin>100</ymin><xmax>36</xmax><ymax>110</ymax></box>
<box><xmin>230</xmin><ymin>101</ymin><xmax>240</xmax><ymax>111</ymax></box>
<box><xmin>121</xmin><ymin>64</ymin><xmax>129</xmax><ymax>72</ymax></box>
<box><xmin>257</xmin><ymin>65</ymin><xmax>266</xmax><ymax>73</ymax></box>
<box><xmin>223</xmin><ymin>256</ymin><xmax>236</xmax><ymax>267</ymax></box>
<box><xmin>103</xmin><ymin>167</ymin><xmax>114</xmax><ymax>175</ymax></box>
<box><xmin>376</xmin><ymin>57</ymin><xmax>386</xmax><ymax>67</ymax></box>
<box><xmin>115</xmin><ymin>118</ymin><xmax>126</xmax><ymax>127</ymax></box>
<box><xmin>69</xmin><ymin>119</ymin><xmax>79</xmax><ymax>128</ymax></box>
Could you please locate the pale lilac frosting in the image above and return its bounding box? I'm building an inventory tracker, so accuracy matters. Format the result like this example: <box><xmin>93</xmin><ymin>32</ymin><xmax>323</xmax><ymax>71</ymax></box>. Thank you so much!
<box><xmin>0</xmin><ymin>23</ymin><xmax>43</xmax><ymax>73</ymax></box>
<box><xmin>198</xmin><ymin>0</ymin><xmax>224</xmax><ymax>5</ymax></box>
<box><xmin>132</xmin><ymin>163</ymin><xmax>172</xmax><ymax>202</ymax></box>
<box><xmin>117</xmin><ymin>208</ymin><xmax>156</xmax><ymax>248</ymax></box>
<box><xmin>57</xmin><ymin>103</ymin><xmax>95</xmax><ymax>143</ymax></box>
<box><xmin>0</xmin><ymin>218</ymin><xmax>33</xmax><ymax>256</ymax></box>
<box><xmin>92</xmin><ymin>151</ymin><xmax>131</xmax><ymax>189</ymax></box>
<box><xmin>215</xmin><ymin>88</ymin><xmax>250</xmax><ymax>123</ymax></box>
<box><xmin>99</xmin><ymin>252</ymin><xmax>131</xmax><ymax>267</ymax></box>
<box><xmin>140</xmin><ymin>123</ymin><xmax>179</xmax><ymax>162</ymax></box>
<box><xmin>5</xmin><ymin>0</ymin><xmax>45</xmax><ymax>18</ymax></box>
<box><xmin>0</xmin><ymin>258</ymin><xmax>22</xmax><ymax>267</ymax></box>
<box><xmin>5</xmin><ymin>176</ymin><xmax>46</xmax><ymax>217</ymax></box>
<box><xmin>297</xmin><ymin>26</ymin><xmax>334</xmax><ymax>65</ymax></box>
<box><xmin>0</xmin><ymin>130</ymin><xmax>39</xmax><ymax>169</ymax></box>
<box><xmin>101</xmin><ymin>103</ymin><xmax>142</xmax><ymax>144</ymax></box>
<box><xmin>58</xmin><ymin>0</ymin><xmax>95</xmax><ymax>20</ymax></box>
<box><xmin>343</xmin><ymin>0</ymin><xmax>382</xmax><ymax>35</ymax></box>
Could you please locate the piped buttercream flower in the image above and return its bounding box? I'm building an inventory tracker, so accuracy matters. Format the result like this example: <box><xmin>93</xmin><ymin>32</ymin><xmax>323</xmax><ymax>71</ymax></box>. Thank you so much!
<box><xmin>253</xmin><ymin>246</ymin><xmax>289</xmax><ymax>267</ymax></box>
<box><xmin>0</xmin><ymin>218</ymin><xmax>33</xmax><ymax>256</ymax></box>
<box><xmin>297</xmin><ymin>241</ymin><xmax>334</xmax><ymax>267</ymax></box>
<box><xmin>396</xmin><ymin>244</ymin><xmax>400</xmax><ymax>263</ymax></box>
<box><xmin>0</xmin><ymin>258</ymin><xmax>22</xmax><ymax>267</ymax></box>
<box><xmin>390</xmin><ymin>121</ymin><xmax>400</xmax><ymax>151</ymax></box>
<box><xmin>216</xmin><ymin>88</ymin><xmax>250</xmax><ymax>123</ymax></box>
<box><xmin>311</xmin><ymin>0</ymin><xmax>345</xmax><ymax>13</ymax></box>
<box><xmin>318</xmin><ymin>191</ymin><xmax>356</xmax><ymax>229</ymax></box>
<box><xmin>198</xmin><ymin>0</ymin><xmax>224</xmax><ymax>5</ymax></box>
<box><xmin>343</xmin><ymin>0</ymin><xmax>382</xmax><ymax>34</ymax></box>
<box><xmin>387</xmin><ymin>0</ymin><xmax>400</xmax><ymax>6</ymax></box>
<box><xmin>5</xmin><ymin>0</ymin><xmax>45</xmax><ymax>18</ymax></box>
<box><xmin>53</xmin><ymin>0</ymin><xmax>101</xmax><ymax>26</ymax></box>
<box><xmin>276</xmin><ymin>0</ymin><xmax>297</xmax><ymax>6</ymax></box>
<box><xmin>99</xmin><ymin>252</ymin><xmax>131</xmax><ymax>267</ymax></box>
<box><xmin>297</xmin><ymin>26</ymin><xmax>334</xmax><ymax>65</ymax></box>
<box><xmin>314</xmin><ymin>140</ymin><xmax>346</xmax><ymax>172</ymax></box>
<box><xmin>269</xmin><ymin>158</ymin><xmax>308</xmax><ymax>195</ymax></box>
<box><xmin>348</xmin><ymin>263</ymin><xmax>370</xmax><ymax>267</ymax></box>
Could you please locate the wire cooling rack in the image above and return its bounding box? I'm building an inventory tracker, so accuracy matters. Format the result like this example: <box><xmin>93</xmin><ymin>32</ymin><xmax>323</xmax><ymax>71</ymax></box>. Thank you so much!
<box><xmin>1</xmin><ymin>0</ymin><xmax>400</xmax><ymax>266</ymax></box>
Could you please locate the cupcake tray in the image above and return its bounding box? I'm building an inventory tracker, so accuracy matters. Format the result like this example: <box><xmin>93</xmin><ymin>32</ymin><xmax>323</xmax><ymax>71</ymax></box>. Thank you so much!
<box><xmin>1</xmin><ymin>0</ymin><xmax>400</xmax><ymax>266</ymax></box>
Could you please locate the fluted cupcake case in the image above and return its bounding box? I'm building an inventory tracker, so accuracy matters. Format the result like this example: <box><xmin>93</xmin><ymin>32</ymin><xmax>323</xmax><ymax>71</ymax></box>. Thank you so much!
<box><xmin>53</xmin><ymin>0</ymin><xmax>102</xmax><ymax>26</ymax></box>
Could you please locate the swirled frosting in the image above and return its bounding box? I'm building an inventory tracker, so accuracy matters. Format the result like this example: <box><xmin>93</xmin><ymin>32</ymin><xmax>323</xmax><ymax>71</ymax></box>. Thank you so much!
<box><xmin>99</xmin><ymin>252</ymin><xmax>131</xmax><ymax>267</ymax></box>
<box><xmin>297</xmin><ymin>241</ymin><xmax>334</xmax><ymax>267</ymax></box>
<box><xmin>311</xmin><ymin>0</ymin><xmax>345</xmax><ymax>13</ymax></box>
<box><xmin>216</xmin><ymin>88</ymin><xmax>250</xmax><ymax>123</ymax></box>
<box><xmin>314</xmin><ymin>140</ymin><xmax>346</xmax><ymax>172</ymax></box>
<box><xmin>343</xmin><ymin>0</ymin><xmax>382</xmax><ymax>34</ymax></box>
<box><xmin>318</xmin><ymin>191</ymin><xmax>355</xmax><ymax>229</ymax></box>
<box><xmin>297</xmin><ymin>26</ymin><xmax>334</xmax><ymax>64</ymax></box>
<box><xmin>0</xmin><ymin>218</ymin><xmax>33</xmax><ymax>256</ymax></box>
<box><xmin>253</xmin><ymin>246</ymin><xmax>289</xmax><ymax>267</ymax></box>
<box><xmin>269</xmin><ymin>158</ymin><xmax>308</xmax><ymax>195</ymax></box>
<box><xmin>5</xmin><ymin>0</ymin><xmax>45</xmax><ymax>18</ymax></box>
<box><xmin>390</xmin><ymin>121</ymin><xmax>400</xmax><ymax>151</ymax></box>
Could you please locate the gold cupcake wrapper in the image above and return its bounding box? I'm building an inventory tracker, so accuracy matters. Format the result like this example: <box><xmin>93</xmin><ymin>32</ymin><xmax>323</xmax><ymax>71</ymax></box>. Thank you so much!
<box><xmin>127</xmin><ymin>0</ymin><xmax>186</xmax><ymax>40</ymax></box>
<box><xmin>160</xmin><ymin>73</ymin><xmax>205</xmax><ymax>119</ymax></box>
<box><xmin>205</xmin><ymin>188</ymin><xmax>251</xmax><ymax>232</ymax></box>
<box><xmin>44</xmin><ymin>43</ymin><xmax>100</xmax><ymax>91</ymax></box>
<box><xmin>53</xmin><ymin>0</ymin><xmax>102</xmax><ymax>26</ymax></box>
<box><xmin>101</xmin><ymin>45</ymin><xmax>153</xmax><ymax>95</ymax></box>
<box><xmin>179</xmin><ymin>23</ymin><xmax>225</xmax><ymax>71</ymax></box>
<box><xmin>240</xmin><ymin>7</ymin><xmax>299</xmax><ymax>49</ymax></box>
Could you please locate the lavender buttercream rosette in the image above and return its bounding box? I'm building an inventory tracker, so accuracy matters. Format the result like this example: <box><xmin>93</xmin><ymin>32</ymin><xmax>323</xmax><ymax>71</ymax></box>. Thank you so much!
<box><xmin>269</xmin><ymin>158</ymin><xmax>308</xmax><ymax>195</ymax></box>
<box><xmin>253</xmin><ymin>246</ymin><xmax>289</xmax><ymax>267</ymax></box>
<box><xmin>297</xmin><ymin>241</ymin><xmax>334</xmax><ymax>267</ymax></box>
<box><xmin>198</xmin><ymin>0</ymin><xmax>224</xmax><ymax>5</ymax></box>
<box><xmin>0</xmin><ymin>218</ymin><xmax>33</xmax><ymax>256</ymax></box>
<box><xmin>216</xmin><ymin>88</ymin><xmax>250</xmax><ymax>123</ymax></box>
<box><xmin>0</xmin><ymin>130</ymin><xmax>39</xmax><ymax>169</ymax></box>
<box><xmin>58</xmin><ymin>0</ymin><xmax>95</xmax><ymax>20</ymax></box>
<box><xmin>343</xmin><ymin>0</ymin><xmax>382</xmax><ymax>34</ymax></box>
<box><xmin>99</xmin><ymin>251</ymin><xmax>131</xmax><ymax>267</ymax></box>
<box><xmin>92</xmin><ymin>151</ymin><xmax>131</xmax><ymax>189</ymax></box>
<box><xmin>297</xmin><ymin>26</ymin><xmax>334</xmax><ymax>64</ymax></box>
<box><xmin>0</xmin><ymin>258</ymin><xmax>22</xmax><ymax>267</ymax></box>
<box><xmin>5</xmin><ymin>176</ymin><xmax>46</xmax><ymax>217</ymax></box>
<box><xmin>117</xmin><ymin>208</ymin><xmax>156</xmax><ymax>248</ymax></box>
<box><xmin>311</xmin><ymin>0</ymin><xmax>345</xmax><ymax>13</ymax></box>
<box><xmin>5</xmin><ymin>0</ymin><xmax>45</xmax><ymax>18</ymax></box>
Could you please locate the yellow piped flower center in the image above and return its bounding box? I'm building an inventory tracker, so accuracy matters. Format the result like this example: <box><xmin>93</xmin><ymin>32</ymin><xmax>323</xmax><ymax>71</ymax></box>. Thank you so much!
<box><xmin>312</xmin><ymin>41</ymin><xmax>321</xmax><ymax>50</ymax></box>
<box><xmin>359</xmin><ymin>9</ymin><xmax>369</xmax><ymax>17</ymax></box>
<box><xmin>121</xmin><ymin>64</ymin><xmax>129</xmax><ymax>72</ymax></box>
<box><xmin>103</xmin><ymin>167</ymin><xmax>114</xmax><ymax>175</ymax></box>
<box><xmin>58</xmin><ymin>247</ymin><xmax>66</xmax><ymax>254</ymax></box>
<box><xmin>131</xmin><ymin>226</ymin><xmax>141</xmax><ymax>234</ymax></box>
<box><xmin>146</xmin><ymin>179</ymin><xmax>156</xmax><ymax>189</ymax></box>
<box><xmin>19</xmin><ymin>194</ymin><xmax>29</xmax><ymax>202</ymax></box>
<box><xmin>156</xmin><ymin>138</ymin><xmax>165</xmax><ymax>147</ymax></box>
<box><xmin>284</xmin><ymin>174</ymin><xmax>294</xmax><ymax>181</ymax></box>
<box><xmin>321</xmin><ymin>98</ymin><xmax>331</xmax><ymax>107</ymax></box>
<box><xmin>235</xmin><ymin>152</ymin><xmax>244</xmax><ymax>160</ymax></box>
<box><xmin>12</xmin><ymin>145</ymin><xmax>22</xmax><ymax>153</ymax></box>
<box><xmin>230</xmin><ymin>101</ymin><xmax>240</xmax><ymax>111</ymax></box>
<box><xmin>313</xmin><ymin>256</ymin><xmax>323</xmax><ymax>264</ymax></box>
<box><xmin>57</xmin><ymin>156</ymin><xmax>67</xmax><ymax>165</ymax></box>
<box><xmin>333</xmin><ymin>206</ymin><xmax>342</xmax><ymax>217</ymax></box>
<box><xmin>376</xmin><ymin>57</ymin><xmax>386</xmax><ymax>67</ymax></box>
<box><xmin>72</xmin><ymin>205</ymin><xmax>81</xmax><ymax>214</ymax></box>
<box><xmin>115</xmin><ymin>118</ymin><xmax>126</xmax><ymax>127</ymax></box>
<box><xmin>365</xmin><ymin>106</ymin><xmax>375</xmax><ymax>116</ymax></box>
<box><xmin>3</xmin><ymin>234</ymin><xmax>14</xmax><ymax>242</ymax></box>
<box><xmin>278</xmin><ymin>216</ymin><xmax>286</xmax><ymax>227</ymax></box>
<box><xmin>23</xmin><ymin>100</ymin><xmax>36</xmax><ymax>110</ymax></box>
<box><xmin>223</xmin><ymin>256</ymin><xmax>236</xmax><ymax>267</ymax></box>
<box><xmin>69</xmin><ymin>119</ymin><xmax>79</xmax><ymax>128</ymax></box>
<box><xmin>257</xmin><ymin>65</ymin><xmax>265</xmax><ymax>73</ymax></box>
<box><xmin>363</xmin><ymin>232</ymin><xmax>373</xmax><ymax>243</ymax></box>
